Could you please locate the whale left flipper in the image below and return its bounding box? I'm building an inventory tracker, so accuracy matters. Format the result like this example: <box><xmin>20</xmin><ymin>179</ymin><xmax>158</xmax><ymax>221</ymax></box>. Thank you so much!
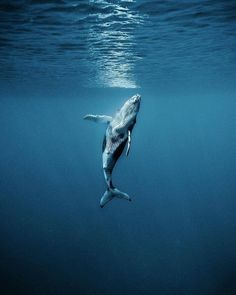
<box><xmin>83</xmin><ymin>114</ymin><xmax>112</xmax><ymax>124</ymax></box>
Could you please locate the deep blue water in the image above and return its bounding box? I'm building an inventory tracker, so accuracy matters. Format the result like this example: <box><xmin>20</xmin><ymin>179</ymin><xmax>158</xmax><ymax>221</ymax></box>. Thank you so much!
<box><xmin>1</xmin><ymin>1</ymin><xmax>236</xmax><ymax>295</ymax></box>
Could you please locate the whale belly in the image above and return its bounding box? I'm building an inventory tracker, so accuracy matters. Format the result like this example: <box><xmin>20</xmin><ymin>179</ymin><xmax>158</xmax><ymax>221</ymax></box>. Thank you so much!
<box><xmin>102</xmin><ymin>134</ymin><xmax>127</xmax><ymax>170</ymax></box>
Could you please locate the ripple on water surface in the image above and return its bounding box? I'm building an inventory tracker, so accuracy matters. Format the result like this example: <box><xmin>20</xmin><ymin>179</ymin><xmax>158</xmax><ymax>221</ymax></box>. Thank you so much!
<box><xmin>0</xmin><ymin>0</ymin><xmax>236</xmax><ymax>87</ymax></box>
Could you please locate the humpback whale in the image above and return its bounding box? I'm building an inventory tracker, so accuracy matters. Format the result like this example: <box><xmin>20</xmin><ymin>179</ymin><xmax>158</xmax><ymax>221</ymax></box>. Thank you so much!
<box><xmin>84</xmin><ymin>94</ymin><xmax>141</xmax><ymax>208</ymax></box>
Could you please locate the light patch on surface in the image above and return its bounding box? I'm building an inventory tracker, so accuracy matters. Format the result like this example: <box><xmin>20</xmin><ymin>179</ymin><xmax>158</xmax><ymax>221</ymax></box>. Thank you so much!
<box><xmin>87</xmin><ymin>0</ymin><xmax>143</xmax><ymax>88</ymax></box>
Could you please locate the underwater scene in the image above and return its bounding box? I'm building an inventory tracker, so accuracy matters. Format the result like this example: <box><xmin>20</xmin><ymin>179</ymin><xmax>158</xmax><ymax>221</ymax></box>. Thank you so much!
<box><xmin>0</xmin><ymin>1</ymin><xmax>236</xmax><ymax>294</ymax></box>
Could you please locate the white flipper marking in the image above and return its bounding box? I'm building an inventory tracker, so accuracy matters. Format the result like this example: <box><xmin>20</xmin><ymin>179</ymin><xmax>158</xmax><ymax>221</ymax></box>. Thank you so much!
<box><xmin>126</xmin><ymin>130</ymin><xmax>131</xmax><ymax>156</ymax></box>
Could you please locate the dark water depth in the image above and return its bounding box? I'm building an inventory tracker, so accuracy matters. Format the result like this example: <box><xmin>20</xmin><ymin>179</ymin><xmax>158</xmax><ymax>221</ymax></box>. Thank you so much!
<box><xmin>1</xmin><ymin>87</ymin><xmax>236</xmax><ymax>295</ymax></box>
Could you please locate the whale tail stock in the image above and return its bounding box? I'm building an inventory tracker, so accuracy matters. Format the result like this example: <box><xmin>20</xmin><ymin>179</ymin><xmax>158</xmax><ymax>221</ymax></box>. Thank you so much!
<box><xmin>100</xmin><ymin>188</ymin><xmax>131</xmax><ymax>208</ymax></box>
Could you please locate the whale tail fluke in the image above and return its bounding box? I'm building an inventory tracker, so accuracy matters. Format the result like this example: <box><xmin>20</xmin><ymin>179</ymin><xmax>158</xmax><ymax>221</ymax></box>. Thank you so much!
<box><xmin>100</xmin><ymin>188</ymin><xmax>131</xmax><ymax>208</ymax></box>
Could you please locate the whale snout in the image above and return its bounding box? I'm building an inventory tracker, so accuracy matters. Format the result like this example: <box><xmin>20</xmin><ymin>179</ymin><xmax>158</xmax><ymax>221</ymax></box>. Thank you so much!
<box><xmin>124</xmin><ymin>94</ymin><xmax>141</xmax><ymax>114</ymax></box>
<box><xmin>132</xmin><ymin>94</ymin><xmax>141</xmax><ymax>104</ymax></box>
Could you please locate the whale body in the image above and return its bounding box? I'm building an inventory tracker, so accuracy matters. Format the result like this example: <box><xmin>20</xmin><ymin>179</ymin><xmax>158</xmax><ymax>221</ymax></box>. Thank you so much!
<box><xmin>84</xmin><ymin>94</ymin><xmax>141</xmax><ymax>208</ymax></box>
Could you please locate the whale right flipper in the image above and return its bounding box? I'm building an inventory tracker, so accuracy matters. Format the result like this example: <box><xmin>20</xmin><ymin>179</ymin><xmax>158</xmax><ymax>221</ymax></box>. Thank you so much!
<box><xmin>126</xmin><ymin>130</ymin><xmax>131</xmax><ymax>156</ymax></box>
<box><xmin>83</xmin><ymin>114</ymin><xmax>112</xmax><ymax>124</ymax></box>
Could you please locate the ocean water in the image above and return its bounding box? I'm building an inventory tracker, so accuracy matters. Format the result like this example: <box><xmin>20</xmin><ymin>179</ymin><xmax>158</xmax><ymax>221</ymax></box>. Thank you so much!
<box><xmin>0</xmin><ymin>1</ymin><xmax>236</xmax><ymax>294</ymax></box>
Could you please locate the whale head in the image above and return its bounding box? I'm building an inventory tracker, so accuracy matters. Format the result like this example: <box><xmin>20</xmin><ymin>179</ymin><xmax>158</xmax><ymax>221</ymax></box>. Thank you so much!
<box><xmin>122</xmin><ymin>94</ymin><xmax>141</xmax><ymax>118</ymax></box>
<box><xmin>127</xmin><ymin>93</ymin><xmax>141</xmax><ymax>111</ymax></box>
<box><xmin>115</xmin><ymin>94</ymin><xmax>141</xmax><ymax>132</ymax></box>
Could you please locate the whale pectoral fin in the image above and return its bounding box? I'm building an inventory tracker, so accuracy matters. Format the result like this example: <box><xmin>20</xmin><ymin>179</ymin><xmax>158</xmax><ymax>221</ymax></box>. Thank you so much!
<box><xmin>83</xmin><ymin>114</ymin><xmax>112</xmax><ymax>124</ymax></box>
<box><xmin>126</xmin><ymin>130</ymin><xmax>131</xmax><ymax>156</ymax></box>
